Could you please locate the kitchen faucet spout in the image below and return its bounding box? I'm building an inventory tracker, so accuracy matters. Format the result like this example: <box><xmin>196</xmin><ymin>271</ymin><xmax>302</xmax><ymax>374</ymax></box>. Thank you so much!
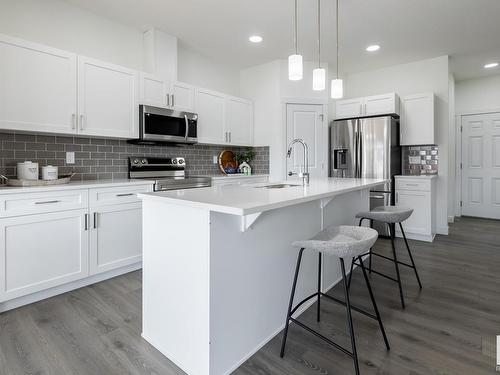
<box><xmin>286</xmin><ymin>139</ymin><xmax>310</xmax><ymax>186</ymax></box>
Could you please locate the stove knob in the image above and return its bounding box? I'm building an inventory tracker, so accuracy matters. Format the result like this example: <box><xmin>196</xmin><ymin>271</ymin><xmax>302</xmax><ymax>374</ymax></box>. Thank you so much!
<box><xmin>141</xmin><ymin>159</ymin><xmax>147</xmax><ymax>164</ymax></box>
<box><xmin>133</xmin><ymin>159</ymin><xmax>139</xmax><ymax>164</ymax></box>
<box><xmin>178</xmin><ymin>159</ymin><xmax>184</xmax><ymax>165</ymax></box>
<box><xmin>172</xmin><ymin>159</ymin><xmax>177</xmax><ymax>164</ymax></box>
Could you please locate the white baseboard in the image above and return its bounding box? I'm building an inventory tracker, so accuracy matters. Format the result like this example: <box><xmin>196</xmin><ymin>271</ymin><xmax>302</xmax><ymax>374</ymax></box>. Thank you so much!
<box><xmin>448</xmin><ymin>216</ymin><xmax>455</xmax><ymax>223</ymax></box>
<box><xmin>396</xmin><ymin>230</ymin><xmax>435</xmax><ymax>242</ymax></box>
<box><xmin>436</xmin><ymin>225</ymin><xmax>449</xmax><ymax>235</ymax></box>
<box><xmin>0</xmin><ymin>262</ymin><xmax>142</xmax><ymax>313</ymax></box>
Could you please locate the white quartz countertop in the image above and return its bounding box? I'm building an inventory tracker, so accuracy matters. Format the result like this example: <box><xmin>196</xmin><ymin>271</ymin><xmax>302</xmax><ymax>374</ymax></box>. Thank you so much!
<box><xmin>209</xmin><ymin>174</ymin><xmax>269</xmax><ymax>180</ymax></box>
<box><xmin>0</xmin><ymin>179</ymin><xmax>155</xmax><ymax>195</ymax></box>
<box><xmin>395</xmin><ymin>175</ymin><xmax>438</xmax><ymax>180</ymax></box>
<box><xmin>139</xmin><ymin>178</ymin><xmax>387</xmax><ymax>215</ymax></box>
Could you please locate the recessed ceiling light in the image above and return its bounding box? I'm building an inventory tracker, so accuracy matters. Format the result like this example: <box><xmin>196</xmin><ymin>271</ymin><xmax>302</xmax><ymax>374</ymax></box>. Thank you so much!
<box><xmin>484</xmin><ymin>62</ymin><xmax>499</xmax><ymax>69</ymax></box>
<box><xmin>249</xmin><ymin>35</ymin><xmax>263</xmax><ymax>43</ymax></box>
<box><xmin>366</xmin><ymin>44</ymin><xmax>380</xmax><ymax>52</ymax></box>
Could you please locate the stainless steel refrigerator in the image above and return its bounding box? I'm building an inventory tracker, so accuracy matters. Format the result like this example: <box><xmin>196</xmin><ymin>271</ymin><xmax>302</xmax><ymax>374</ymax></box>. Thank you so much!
<box><xmin>329</xmin><ymin>116</ymin><xmax>401</xmax><ymax>236</ymax></box>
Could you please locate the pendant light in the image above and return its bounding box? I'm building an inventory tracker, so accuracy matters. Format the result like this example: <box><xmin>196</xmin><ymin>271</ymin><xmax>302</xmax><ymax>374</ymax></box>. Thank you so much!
<box><xmin>312</xmin><ymin>0</ymin><xmax>326</xmax><ymax>91</ymax></box>
<box><xmin>331</xmin><ymin>0</ymin><xmax>343</xmax><ymax>98</ymax></box>
<box><xmin>288</xmin><ymin>0</ymin><xmax>303</xmax><ymax>80</ymax></box>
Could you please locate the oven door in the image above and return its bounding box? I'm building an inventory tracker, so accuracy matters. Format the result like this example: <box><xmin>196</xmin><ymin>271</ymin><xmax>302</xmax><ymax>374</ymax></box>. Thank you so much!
<box><xmin>140</xmin><ymin>105</ymin><xmax>197</xmax><ymax>144</ymax></box>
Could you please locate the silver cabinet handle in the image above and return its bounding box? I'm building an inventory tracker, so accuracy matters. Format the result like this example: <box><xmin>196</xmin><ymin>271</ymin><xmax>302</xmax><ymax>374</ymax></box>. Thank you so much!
<box><xmin>229</xmin><ymin>132</ymin><xmax>232</xmax><ymax>143</ymax></box>
<box><xmin>79</xmin><ymin>114</ymin><xmax>84</xmax><ymax>131</ymax></box>
<box><xmin>166</xmin><ymin>94</ymin><xmax>170</xmax><ymax>107</ymax></box>
<box><xmin>184</xmin><ymin>115</ymin><xmax>189</xmax><ymax>139</ymax></box>
<box><xmin>93</xmin><ymin>212</ymin><xmax>98</xmax><ymax>229</ymax></box>
<box><xmin>84</xmin><ymin>213</ymin><xmax>89</xmax><ymax>231</ymax></box>
<box><xmin>225</xmin><ymin>132</ymin><xmax>227</xmax><ymax>142</ymax></box>
<box><xmin>72</xmin><ymin>114</ymin><xmax>76</xmax><ymax>130</ymax></box>
<box><xmin>116</xmin><ymin>193</ymin><xmax>134</xmax><ymax>197</ymax></box>
<box><xmin>359</xmin><ymin>103</ymin><xmax>363</xmax><ymax>115</ymax></box>
<box><xmin>405</xmin><ymin>183</ymin><xmax>419</xmax><ymax>186</ymax></box>
<box><xmin>35</xmin><ymin>200</ymin><xmax>61</xmax><ymax>205</ymax></box>
<box><xmin>171</xmin><ymin>94</ymin><xmax>175</xmax><ymax>107</ymax></box>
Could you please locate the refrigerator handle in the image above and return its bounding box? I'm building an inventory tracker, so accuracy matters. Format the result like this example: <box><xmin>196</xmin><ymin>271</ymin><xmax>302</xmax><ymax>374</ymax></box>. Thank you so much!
<box><xmin>355</xmin><ymin>131</ymin><xmax>360</xmax><ymax>178</ymax></box>
<box><xmin>359</xmin><ymin>131</ymin><xmax>363</xmax><ymax>178</ymax></box>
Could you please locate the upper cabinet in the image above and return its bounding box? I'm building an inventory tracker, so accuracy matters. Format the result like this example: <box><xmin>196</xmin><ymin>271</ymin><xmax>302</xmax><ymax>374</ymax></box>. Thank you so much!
<box><xmin>78</xmin><ymin>56</ymin><xmax>139</xmax><ymax>138</ymax></box>
<box><xmin>400</xmin><ymin>93</ymin><xmax>435</xmax><ymax>146</ymax></box>
<box><xmin>224</xmin><ymin>97</ymin><xmax>253</xmax><ymax>146</ymax></box>
<box><xmin>139</xmin><ymin>74</ymin><xmax>195</xmax><ymax>112</ymax></box>
<box><xmin>335</xmin><ymin>93</ymin><xmax>400</xmax><ymax>120</ymax></box>
<box><xmin>0</xmin><ymin>34</ymin><xmax>78</xmax><ymax>134</ymax></box>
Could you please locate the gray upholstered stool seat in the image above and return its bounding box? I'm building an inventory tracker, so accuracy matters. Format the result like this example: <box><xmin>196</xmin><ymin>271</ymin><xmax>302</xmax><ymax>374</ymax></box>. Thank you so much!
<box><xmin>292</xmin><ymin>225</ymin><xmax>378</xmax><ymax>259</ymax></box>
<box><xmin>281</xmin><ymin>225</ymin><xmax>389</xmax><ymax>375</ymax></box>
<box><xmin>355</xmin><ymin>206</ymin><xmax>413</xmax><ymax>224</ymax></box>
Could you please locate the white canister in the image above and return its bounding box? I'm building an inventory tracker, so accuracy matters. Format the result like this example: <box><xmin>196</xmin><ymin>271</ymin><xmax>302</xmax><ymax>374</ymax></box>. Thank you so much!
<box><xmin>17</xmin><ymin>161</ymin><xmax>39</xmax><ymax>180</ymax></box>
<box><xmin>42</xmin><ymin>165</ymin><xmax>58</xmax><ymax>181</ymax></box>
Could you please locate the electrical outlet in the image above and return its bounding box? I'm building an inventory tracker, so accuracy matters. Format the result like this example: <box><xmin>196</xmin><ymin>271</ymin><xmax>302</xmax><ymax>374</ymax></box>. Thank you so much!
<box><xmin>213</xmin><ymin>155</ymin><xmax>218</xmax><ymax>164</ymax></box>
<box><xmin>66</xmin><ymin>152</ymin><xmax>75</xmax><ymax>164</ymax></box>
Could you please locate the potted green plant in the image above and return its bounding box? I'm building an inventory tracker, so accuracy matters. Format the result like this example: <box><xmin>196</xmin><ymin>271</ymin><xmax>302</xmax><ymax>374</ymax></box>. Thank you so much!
<box><xmin>235</xmin><ymin>149</ymin><xmax>255</xmax><ymax>175</ymax></box>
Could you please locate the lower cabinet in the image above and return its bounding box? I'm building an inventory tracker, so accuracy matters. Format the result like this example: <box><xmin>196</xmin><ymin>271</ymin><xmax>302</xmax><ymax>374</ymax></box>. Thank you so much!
<box><xmin>0</xmin><ymin>209</ymin><xmax>89</xmax><ymax>302</ymax></box>
<box><xmin>90</xmin><ymin>203</ymin><xmax>142</xmax><ymax>274</ymax></box>
<box><xmin>395</xmin><ymin>176</ymin><xmax>436</xmax><ymax>242</ymax></box>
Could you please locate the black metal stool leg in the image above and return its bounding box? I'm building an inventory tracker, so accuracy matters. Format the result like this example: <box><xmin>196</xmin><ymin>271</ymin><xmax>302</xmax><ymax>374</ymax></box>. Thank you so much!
<box><xmin>317</xmin><ymin>252</ymin><xmax>322</xmax><ymax>322</ymax></box>
<box><xmin>388</xmin><ymin>224</ymin><xmax>405</xmax><ymax>309</ymax></box>
<box><xmin>358</xmin><ymin>256</ymin><xmax>390</xmax><ymax>351</ymax></box>
<box><xmin>280</xmin><ymin>248</ymin><xmax>305</xmax><ymax>358</ymax></box>
<box><xmin>399</xmin><ymin>223</ymin><xmax>422</xmax><ymax>289</ymax></box>
<box><xmin>369</xmin><ymin>219</ymin><xmax>374</xmax><ymax>274</ymax></box>
<box><xmin>340</xmin><ymin>258</ymin><xmax>360</xmax><ymax>375</ymax></box>
<box><xmin>347</xmin><ymin>257</ymin><xmax>355</xmax><ymax>290</ymax></box>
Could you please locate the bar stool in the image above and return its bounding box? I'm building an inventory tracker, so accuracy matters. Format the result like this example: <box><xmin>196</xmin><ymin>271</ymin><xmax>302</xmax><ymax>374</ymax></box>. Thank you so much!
<box><xmin>349</xmin><ymin>206</ymin><xmax>422</xmax><ymax>309</ymax></box>
<box><xmin>280</xmin><ymin>225</ymin><xmax>390</xmax><ymax>375</ymax></box>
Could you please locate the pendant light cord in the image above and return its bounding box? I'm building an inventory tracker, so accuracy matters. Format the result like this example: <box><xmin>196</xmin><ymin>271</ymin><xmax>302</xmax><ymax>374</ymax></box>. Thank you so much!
<box><xmin>294</xmin><ymin>0</ymin><xmax>298</xmax><ymax>54</ymax></box>
<box><xmin>336</xmin><ymin>0</ymin><xmax>339</xmax><ymax>79</ymax></box>
<box><xmin>317</xmin><ymin>0</ymin><xmax>321</xmax><ymax>67</ymax></box>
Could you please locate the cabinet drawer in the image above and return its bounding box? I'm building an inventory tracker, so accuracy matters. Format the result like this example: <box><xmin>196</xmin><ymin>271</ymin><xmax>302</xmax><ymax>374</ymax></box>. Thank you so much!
<box><xmin>395</xmin><ymin>179</ymin><xmax>431</xmax><ymax>192</ymax></box>
<box><xmin>0</xmin><ymin>190</ymin><xmax>88</xmax><ymax>218</ymax></box>
<box><xmin>89</xmin><ymin>184</ymin><xmax>153</xmax><ymax>207</ymax></box>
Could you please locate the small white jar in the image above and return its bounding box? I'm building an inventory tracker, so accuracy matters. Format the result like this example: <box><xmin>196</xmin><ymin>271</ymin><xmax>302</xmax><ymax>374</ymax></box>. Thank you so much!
<box><xmin>41</xmin><ymin>165</ymin><xmax>59</xmax><ymax>181</ymax></box>
<box><xmin>17</xmin><ymin>161</ymin><xmax>39</xmax><ymax>180</ymax></box>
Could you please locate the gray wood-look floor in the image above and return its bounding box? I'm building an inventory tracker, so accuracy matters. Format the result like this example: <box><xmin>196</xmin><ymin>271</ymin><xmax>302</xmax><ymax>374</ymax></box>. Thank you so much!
<box><xmin>1</xmin><ymin>217</ymin><xmax>498</xmax><ymax>375</ymax></box>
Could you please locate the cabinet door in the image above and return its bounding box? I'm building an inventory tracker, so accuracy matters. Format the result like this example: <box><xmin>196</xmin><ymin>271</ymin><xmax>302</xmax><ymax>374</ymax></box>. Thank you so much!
<box><xmin>395</xmin><ymin>190</ymin><xmax>431</xmax><ymax>235</ymax></box>
<box><xmin>195</xmin><ymin>88</ymin><xmax>226</xmax><ymax>144</ymax></box>
<box><xmin>335</xmin><ymin>98</ymin><xmax>363</xmax><ymax>119</ymax></box>
<box><xmin>140</xmin><ymin>73</ymin><xmax>168</xmax><ymax>108</ymax></box>
<box><xmin>225</xmin><ymin>97</ymin><xmax>253</xmax><ymax>146</ymax></box>
<box><xmin>171</xmin><ymin>81</ymin><xmax>195</xmax><ymax>112</ymax></box>
<box><xmin>364</xmin><ymin>93</ymin><xmax>399</xmax><ymax>116</ymax></box>
<box><xmin>400</xmin><ymin>93</ymin><xmax>435</xmax><ymax>145</ymax></box>
<box><xmin>0</xmin><ymin>34</ymin><xmax>77</xmax><ymax>134</ymax></box>
<box><xmin>90</xmin><ymin>203</ymin><xmax>142</xmax><ymax>275</ymax></box>
<box><xmin>0</xmin><ymin>209</ymin><xmax>89</xmax><ymax>302</ymax></box>
<box><xmin>78</xmin><ymin>56</ymin><xmax>139</xmax><ymax>138</ymax></box>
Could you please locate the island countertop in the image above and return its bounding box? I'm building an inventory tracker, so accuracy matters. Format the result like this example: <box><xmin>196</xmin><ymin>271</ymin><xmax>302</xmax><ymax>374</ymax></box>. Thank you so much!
<box><xmin>139</xmin><ymin>177</ymin><xmax>387</xmax><ymax>215</ymax></box>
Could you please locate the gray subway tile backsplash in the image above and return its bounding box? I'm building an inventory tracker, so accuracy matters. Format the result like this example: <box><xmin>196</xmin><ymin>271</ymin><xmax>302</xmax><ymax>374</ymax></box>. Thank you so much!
<box><xmin>402</xmin><ymin>145</ymin><xmax>438</xmax><ymax>175</ymax></box>
<box><xmin>0</xmin><ymin>132</ymin><xmax>269</xmax><ymax>183</ymax></box>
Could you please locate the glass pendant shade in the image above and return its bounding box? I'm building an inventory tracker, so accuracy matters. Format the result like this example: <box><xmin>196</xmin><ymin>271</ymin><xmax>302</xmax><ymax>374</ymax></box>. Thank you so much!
<box><xmin>331</xmin><ymin>78</ymin><xmax>343</xmax><ymax>99</ymax></box>
<box><xmin>288</xmin><ymin>54</ymin><xmax>303</xmax><ymax>81</ymax></box>
<box><xmin>312</xmin><ymin>68</ymin><xmax>326</xmax><ymax>91</ymax></box>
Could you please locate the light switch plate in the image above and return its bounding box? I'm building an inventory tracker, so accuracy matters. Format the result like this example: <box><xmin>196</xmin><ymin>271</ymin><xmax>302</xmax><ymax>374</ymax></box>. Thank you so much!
<box><xmin>213</xmin><ymin>155</ymin><xmax>218</xmax><ymax>164</ymax></box>
<box><xmin>66</xmin><ymin>152</ymin><xmax>75</xmax><ymax>164</ymax></box>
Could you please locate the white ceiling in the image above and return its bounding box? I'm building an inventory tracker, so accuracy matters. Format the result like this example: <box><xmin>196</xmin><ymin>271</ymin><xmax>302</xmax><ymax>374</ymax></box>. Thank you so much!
<box><xmin>63</xmin><ymin>0</ymin><xmax>500</xmax><ymax>81</ymax></box>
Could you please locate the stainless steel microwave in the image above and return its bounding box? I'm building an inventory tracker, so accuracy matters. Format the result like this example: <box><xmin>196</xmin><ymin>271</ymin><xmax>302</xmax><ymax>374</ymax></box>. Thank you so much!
<box><xmin>135</xmin><ymin>105</ymin><xmax>198</xmax><ymax>145</ymax></box>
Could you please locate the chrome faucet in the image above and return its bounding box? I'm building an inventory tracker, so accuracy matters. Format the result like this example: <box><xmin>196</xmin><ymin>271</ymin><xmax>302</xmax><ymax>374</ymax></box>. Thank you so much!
<box><xmin>287</xmin><ymin>139</ymin><xmax>310</xmax><ymax>186</ymax></box>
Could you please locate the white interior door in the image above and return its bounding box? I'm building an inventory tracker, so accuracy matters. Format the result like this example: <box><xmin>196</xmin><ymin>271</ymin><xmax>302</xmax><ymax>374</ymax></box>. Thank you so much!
<box><xmin>286</xmin><ymin>103</ymin><xmax>326</xmax><ymax>179</ymax></box>
<box><xmin>461</xmin><ymin>113</ymin><xmax>500</xmax><ymax>219</ymax></box>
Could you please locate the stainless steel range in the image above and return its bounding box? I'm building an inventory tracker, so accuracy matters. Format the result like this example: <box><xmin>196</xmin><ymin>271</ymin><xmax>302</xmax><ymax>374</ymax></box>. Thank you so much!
<box><xmin>128</xmin><ymin>157</ymin><xmax>211</xmax><ymax>191</ymax></box>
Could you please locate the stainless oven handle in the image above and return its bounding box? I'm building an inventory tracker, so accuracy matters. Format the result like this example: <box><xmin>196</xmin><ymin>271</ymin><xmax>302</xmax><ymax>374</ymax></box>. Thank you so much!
<box><xmin>184</xmin><ymin>115</ymin><xmax>189</xmax><ymax>139</ymax></box>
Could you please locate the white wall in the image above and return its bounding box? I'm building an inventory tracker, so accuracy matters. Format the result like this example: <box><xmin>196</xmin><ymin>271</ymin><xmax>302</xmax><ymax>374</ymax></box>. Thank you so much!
<box><xmin>178</xmin><ymin>43</ymin><xmax>241</xmax><ymax>97</ymax></box>
<box><xmin>456</xmin><ymin>74</ymin><xmax>500</xmax><ymax>113</ymax></box>
<box><xmin>0</xmin><ymin>0</ymin><xmax>242</xmax><ymax>97</ymax></box>
<box><xmin>0</xmin><ymin>0</ymin><xmax>144</xmax><ymax>70</ymax></box>
<box><xmin>339</xmin><ymin>56</ymin><xmax>450</xmax><ymax>234</ymax></box>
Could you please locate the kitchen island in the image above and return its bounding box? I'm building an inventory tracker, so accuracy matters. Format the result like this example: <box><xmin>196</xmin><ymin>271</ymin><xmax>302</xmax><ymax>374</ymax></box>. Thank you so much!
<box><xmin>139</xmin><ymin>178</ymin><xmax>386</xmax><ymax>375</ymax></box>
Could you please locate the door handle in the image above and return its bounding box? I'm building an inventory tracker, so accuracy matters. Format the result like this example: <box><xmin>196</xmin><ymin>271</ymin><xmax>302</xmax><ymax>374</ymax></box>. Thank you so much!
<box><xmin>79</xmin><ymin>114</ymin><xmax>84</xmax><ymax>131</ymax></box>
<box><xmin>93</xmin><ymin>212</ymin><xmax>98</xmax><ymax>229</ymax></box>
<box><xmin>116</xmin><ymin>193</ymin><xmax>135</xmax><ymax>197</ymax></box>
<box><xmin>229</xmin><ymin>132</ymin><xmax>231</xmax><ymax>143</ymax></box>
<box><xmin>166</xmin><ymin>94</ymin><xmax>170</xmax><ymax>107</ymax></box>
<box><xmin>171</xmin><ymin>94</ymin><xmax>175</xmax><ymax>107</ymax></box>
<box><xmin>72</xmin><ymin>114</ymin><xmax>76</xmax><ymax>130</ymax></box>
<box><xmin>184</xmin><ymin>115</ymin><xmax>189</xmax><ymax>139</ymax></box>
<box><xmin>84</xmin><ymin>213</ymin><xmax>89</xmax><ymax>231</ymax></box>
<box><xmin>35</xmin><ymin>200</ymin><xmax>61</xmax><ymax>205</ymax></box>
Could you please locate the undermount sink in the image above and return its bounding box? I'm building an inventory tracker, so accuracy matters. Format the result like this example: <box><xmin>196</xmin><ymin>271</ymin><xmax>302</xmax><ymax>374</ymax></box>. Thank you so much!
<box><xmin>257</xmin><ymin>183</ymin><xmax>301</xmax><ymax>189</ymax></box>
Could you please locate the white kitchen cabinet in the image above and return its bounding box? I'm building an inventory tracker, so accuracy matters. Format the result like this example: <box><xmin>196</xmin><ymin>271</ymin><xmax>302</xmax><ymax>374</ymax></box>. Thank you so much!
<box><xmin>171</xmin><ymin>81</ymin><xmax>195</xmax><ymax>112</ymax></box>
<box><xmin>0</xmin><ymin>34</ymin><xmax>78</xmax><ymax>134</ymax></box>
<box><xmin>140</xmin><ymin>72</ymin><xmax>169</xmax><ymax>108</ymax></box>
<box><xmin>90</xmin><ymin>202</ymin><xmax>143</xmax><ymax>275</ymax></box>
<box><xmin>195</xmin><ymin>88</ymin><xmax>226</xmax><ymax>144</ymax></box>
<box><xmin>400</xmin><ymin>92</ymin><xmax>435</xmax><ymax>145</ymax></box>
<box><xmin>78</xmin><ymin>56</ymin><xmax>139</xmax><ymax>138</ymax></box>
<box><xmin>0</xmin><ymin>209</ymin><xmax>89</xmax><ymax>302</ymax></box>
<box><xmin>225</xmin><ymin>97</ymin><xmax>253</xmax><ymax>146</ymax></box>
<box><xmin>395</xmin><ymin>176</ymin><xmax>436</xmax><ymax>242</ymax></box>
<box><xmin>335</xmin><ymin>93</ymin><xmax>400</xmax><ymax>120</ymax></box>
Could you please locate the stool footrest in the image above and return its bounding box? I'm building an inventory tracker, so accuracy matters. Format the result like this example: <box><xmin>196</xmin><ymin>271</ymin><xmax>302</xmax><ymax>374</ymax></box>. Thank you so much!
<box><xmin>351</xmin><ymin>261</ymin><xmax>399</xmax><ymax>283</ymax></box>
<box><xmin>290</xmin><ymin>292</ymin><xmax>321</xmax><ymax>316</ymax></box>
<box><xmin>289</xmin><ymin>318</ymin><xmax>354</xmax><ymax>358</ymax></box>
<box><xmin>368</xmin><ymin>252</ymin><xmax>417</xmax><ymax>269</ymax></box>
<box><xmin>321</xmin><ymin>293</ymin><xmax>377</xmax><ymax>321</ymax></box>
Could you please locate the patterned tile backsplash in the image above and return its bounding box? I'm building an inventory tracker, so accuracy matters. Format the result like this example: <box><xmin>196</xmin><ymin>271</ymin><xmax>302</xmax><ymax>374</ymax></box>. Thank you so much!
<box><xmin>0</xmin><ymin>132</ymin><xmax>269</xmax><ymax>183</ymax></box>
<box><xmin>402</xmin><ymin>145</ymin><xmax>438</xmax><ymax>175</ymax></box>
